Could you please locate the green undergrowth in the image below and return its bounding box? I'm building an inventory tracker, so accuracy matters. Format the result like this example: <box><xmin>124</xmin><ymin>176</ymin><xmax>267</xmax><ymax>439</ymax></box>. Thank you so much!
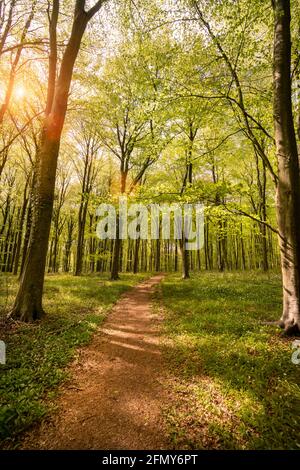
<box><xmin>0</xmin><ymin>273</ymin><xmax>147</xmax><ymax>445</ymax></box>
<box><xmin>160</xmin><ymin>271</ymin><xmax>300</xmax><ymax>450</ymax></box>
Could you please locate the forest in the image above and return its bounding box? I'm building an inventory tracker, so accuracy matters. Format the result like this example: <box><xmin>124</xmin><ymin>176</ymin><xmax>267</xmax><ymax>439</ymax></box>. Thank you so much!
<box><xmin>0</xmin><ymin>0</ymin><xmax>300</xmax><ymax>453</ymax></box>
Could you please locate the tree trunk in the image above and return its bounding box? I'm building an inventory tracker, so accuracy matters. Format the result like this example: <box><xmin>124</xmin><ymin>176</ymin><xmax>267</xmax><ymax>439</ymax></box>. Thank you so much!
<box><xmin>180</xmin><ymin>237</ymin><xmax>190</xmax><ymax>279</ymax></box>
<box><xmin>273</xmin><ymin>0</ymin><xmax>300</xmax><ymax>335</ymax></box>
<box><xmin>111</xmin><ymin>215</ymin><xmax>120</xmax><ymax>280</ymax></box>
<box><xmin>174</xmin><ymin>241</ymin><xmax>178</xmax><ymax>272</ymax></box>
<box><xmin>75</xmin><ymin>200</ymin><xmax>88</xmax><ymax>276</ymax></box>
<box><xmin>13</xmin><ymin>186</ymin><xmax>29</xmax><ymax>275</ymax></box>
<box><xmin>110</xmin><ymin>168</ymin><xmax>127</xmax><ymax>280</ymax></box>
<box><xmin>63</xmin><ymin>219</ymin><xmax>73</xmax><ymax>272</ymax></box>
<box><xmin>20</xmin><ymin>201</ymin><xmax>32</xmax><ymax>277</ymax></box>
<box><xmin>133</xmin><ymin>238</ymin><xmax>140</xmax><ymax>274</ymax></box>
<box><xmin>9</xmin><ymin>136</ymin><xmax>60</xmax><ymax>320</ymax></box>
<box><xmin>9</xmin><ymin>3</ymin><xmax>104</xmax><ymax>321</ymax></box>
<box><xmin>155</xmin><ymin>238</ymin><xmax>160</xmax><ymax>272</ymax></box>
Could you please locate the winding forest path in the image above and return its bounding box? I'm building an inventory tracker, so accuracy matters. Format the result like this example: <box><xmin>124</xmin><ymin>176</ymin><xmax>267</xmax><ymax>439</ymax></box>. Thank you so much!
<box><xmin>22</xmin><ymin>275</ymin><xmax>170</xmax><ymax>450</ymax></box>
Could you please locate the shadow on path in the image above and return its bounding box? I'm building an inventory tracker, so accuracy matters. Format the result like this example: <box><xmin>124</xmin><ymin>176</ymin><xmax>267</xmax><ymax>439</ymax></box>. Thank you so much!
<box><xmin>21</xmin><ymin>275</ymin><xmax>169</xmax><ymax>450</ymax></box>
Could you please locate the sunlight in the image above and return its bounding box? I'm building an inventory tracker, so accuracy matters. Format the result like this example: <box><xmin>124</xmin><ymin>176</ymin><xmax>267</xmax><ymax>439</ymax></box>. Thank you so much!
<box><xmin>14</xmin><ymin>84</ymin><xmax>26</xmax><ymax>100</ymax></box>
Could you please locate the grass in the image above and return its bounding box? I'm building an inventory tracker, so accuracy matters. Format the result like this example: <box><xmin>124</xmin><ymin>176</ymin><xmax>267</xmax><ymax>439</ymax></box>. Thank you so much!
<box><xmin>0</xmin><ymin>272</ymin><xmax>147</xmax><ymax>445</ymax></box>
<box><xmin>160</xmin><ymin>271</ymin><xmax>300</xmax><ymax>450</ymax></box>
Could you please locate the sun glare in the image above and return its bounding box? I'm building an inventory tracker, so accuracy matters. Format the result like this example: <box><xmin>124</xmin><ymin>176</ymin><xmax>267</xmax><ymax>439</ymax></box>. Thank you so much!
<box><xmin>14</xmin><ymin>85</ymin><xmax>26</xmax><ymax>99</ymax></box>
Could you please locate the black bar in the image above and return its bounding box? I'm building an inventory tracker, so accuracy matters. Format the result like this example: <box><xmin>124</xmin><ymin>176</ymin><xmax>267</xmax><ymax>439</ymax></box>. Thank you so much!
<box><xmin>0</xmin><ymin>450</ymin><xmax>299</xmax><ymax>468</ymax></box>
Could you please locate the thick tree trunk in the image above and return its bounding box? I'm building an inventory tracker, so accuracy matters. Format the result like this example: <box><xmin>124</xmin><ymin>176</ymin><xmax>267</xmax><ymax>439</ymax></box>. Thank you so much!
<box><xmin>9</xmin><ymin>2</ymin><xmax>104</xmax><ymax>321</ymax></box>
<box><xmin>273</xmin><ymin>0</ymin><xmax>300</xmax><ymax>335</ymax></box>
<box><xmin>180</xmin><ymin>237</ymin><xmax>190</xmax><ymax>279</ymax></box>
<box><xmin>10</xmin><ymin>137</ymin><xmax>59</xmax><ymax>320</ymax></box>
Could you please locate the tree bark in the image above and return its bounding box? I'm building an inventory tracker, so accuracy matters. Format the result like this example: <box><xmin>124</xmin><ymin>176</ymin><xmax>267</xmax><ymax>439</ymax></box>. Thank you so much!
<box><xmin>273</xmin><ymin>0</ymin><xmax>300</xmax><ymax>335</ymax></box>
<box><xmin>133</xmin><ymin>238</ymin><xmax>140</xmax><ymax>274</ymax></box>
<box><xmin>110</xmin><ymin>215</ymin><xmax>120</xmax><ymax>280</ymax></box>
<box><xmin>75</xmin><ymin>200</ymin><xmax>88</xmax><ymax>276</ymax></box>
<box><xmin>110</xmin><ymin>168</ymin><xmax>127</xmax><ymax>280</ymax></box>
<box><xmin>9</xmin><ymin>1</ymin><xmax>105</xmax><ymax>321</ymax></box>
<box><xmin>179</xmin><ymin>237</ymin><xmax>190</xmax><ymax>279</ymax></box>
<box><xmin>13</xmin><ymin>183</ymin><xmax>29</xmax><ymax>275</ymax></box>
<box><xmin>64</xmin><ymin>216</ymin><xmax>75</xmax><ymax>272</ymax></box>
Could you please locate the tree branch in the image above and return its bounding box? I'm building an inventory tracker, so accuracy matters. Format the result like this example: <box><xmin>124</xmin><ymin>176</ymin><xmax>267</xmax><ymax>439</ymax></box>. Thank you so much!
<box><xmin>87</xmin><ymin>0</ymin><xmax>107</xmax><ymax>19</ymax></box>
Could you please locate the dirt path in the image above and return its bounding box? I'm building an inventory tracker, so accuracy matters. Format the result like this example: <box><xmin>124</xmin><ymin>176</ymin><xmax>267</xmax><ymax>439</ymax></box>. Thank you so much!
<box><xmin>21</xmin><ymin>275</ymin><xmax>170</xmax><ymax>450</ymax></box>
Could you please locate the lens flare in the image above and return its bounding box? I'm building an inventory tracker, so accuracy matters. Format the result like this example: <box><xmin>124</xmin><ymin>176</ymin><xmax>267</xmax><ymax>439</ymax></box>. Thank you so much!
<box><xmin>15</xmin><ymin>85</ymin><xmax>26</xmax><ymax>99</ymax></box>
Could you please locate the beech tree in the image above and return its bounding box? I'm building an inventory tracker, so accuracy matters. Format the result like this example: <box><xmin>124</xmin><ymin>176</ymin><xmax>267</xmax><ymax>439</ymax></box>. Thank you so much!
<box><xmin>272</xmin><ymin>0</ymin><xmax>300</xmax><ymax>335</ymax></box>
<box><xmin>73</xmin><ymin>121</ymin><xmax>101</xmax><ymax>276</ymax></box>
<box><xmin>9</xmin><ymin>0</ymin><xmax>107</xmax><ymax>321</ymax></box>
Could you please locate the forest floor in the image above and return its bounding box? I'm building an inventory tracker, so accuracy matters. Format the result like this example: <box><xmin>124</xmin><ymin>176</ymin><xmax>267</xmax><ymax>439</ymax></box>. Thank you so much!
<box><xmin>0</xmin><ymin>273</ymin><xmax>148</xmax><ymax>446</ymax></box>
<box><xmin>159</xmin><ymin>272</ymin><xmax>300</xmax><ymax>449</ymax></box>
<box><xmin>9</xmin><ymin>274</ymin><xmax>170</xmax><ymax>450</ymax></box>
<box><xmin>1</xmin><ymin>271</ymin><xmax>300</xmax><ymax>450</ymax></box>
